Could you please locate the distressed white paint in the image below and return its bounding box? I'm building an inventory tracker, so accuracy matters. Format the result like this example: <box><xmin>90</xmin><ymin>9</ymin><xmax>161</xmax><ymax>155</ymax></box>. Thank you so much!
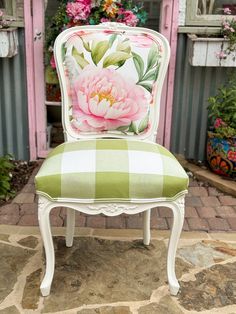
<box><xmin>188</xmin><ymin>34</ymin><xmax>236</xmax><ymax>67</ymax></box>
<box><xmin>179</xmin><ymin>0</ymin><xmax>186</xmax><ymax>26</ymax></box>
<box><xmin>0</xmin><ymin>28</ymin><xmax>18</xmax><ymax>58</ymax></box>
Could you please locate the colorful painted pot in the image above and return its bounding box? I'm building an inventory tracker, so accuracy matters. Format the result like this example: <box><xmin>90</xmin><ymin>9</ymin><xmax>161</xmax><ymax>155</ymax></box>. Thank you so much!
<box><xmin>207</xmin><ymin>131</ymin><xmax>236</xmax><ymax>178</ymax></box>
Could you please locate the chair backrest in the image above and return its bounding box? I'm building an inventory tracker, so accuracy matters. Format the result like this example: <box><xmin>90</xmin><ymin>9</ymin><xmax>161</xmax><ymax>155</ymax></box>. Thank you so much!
<box><xmin>54</xmin><ymin>23</ymin><xmax>170</xmax><ymax>142</ymax></box>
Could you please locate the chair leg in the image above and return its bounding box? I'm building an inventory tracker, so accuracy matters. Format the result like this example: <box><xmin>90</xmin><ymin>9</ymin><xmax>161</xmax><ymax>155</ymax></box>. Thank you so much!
<box><xmin>66</xmin><ymin>208</ymin><xmax>75</xmax><ymax>247</ymax></box>
<box><xmin>38</xmin><ymin>196</ymin><xmax>55</xmax><ymax>297</ymax></box>
<box><xmin>167</xmin><ymin>196</ymin><xmax>185</xmax><ymax>296</ymax></box>
<box><xmin>143</xmin><ymin>209</ymin><xmax>151</xmax><ymax>245</ymax></box>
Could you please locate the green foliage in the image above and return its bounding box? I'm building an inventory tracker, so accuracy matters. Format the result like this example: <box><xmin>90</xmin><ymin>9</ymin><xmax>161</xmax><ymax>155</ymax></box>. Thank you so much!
<box><xmin>0</xmin><ymin>155</ymin><xmax>15</xmax><ymax>200</ymax></box>
<box><xmin>221</xmin><ymin>16</ymin><xmax>236</xmax><ymax>57</ymax></box>
<box><xmin>208</xmin><ymin>76</ymin><xmax>236</xmax><ymax>139</ymax></box>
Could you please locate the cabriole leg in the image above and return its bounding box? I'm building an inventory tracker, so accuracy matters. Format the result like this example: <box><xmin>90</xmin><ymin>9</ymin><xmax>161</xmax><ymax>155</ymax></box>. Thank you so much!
<box><xmin>167</xmin><ymin>196</ymin><xmax>185</xmax><ymax>295</ymax></box>
<box><xmin>143</xmin><ymin>209</ymin><xmax>151</xmax><ymax>245</ymax></box>
<box><xmin>66</xmin><ymin>208</ymin><xmax>75</xmax><ymax>247</ymax></box>
<box><xmin>38</xmin><ymin>196</ymin><xmax>55</xmax><ymax>297</ymax></box>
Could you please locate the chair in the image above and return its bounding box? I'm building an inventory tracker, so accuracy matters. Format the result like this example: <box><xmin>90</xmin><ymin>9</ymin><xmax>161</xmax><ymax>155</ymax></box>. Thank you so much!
<box><xmin>35</xmin><ymin>23</ymin><xmax>189</xmax><ymax>297</ymax></box>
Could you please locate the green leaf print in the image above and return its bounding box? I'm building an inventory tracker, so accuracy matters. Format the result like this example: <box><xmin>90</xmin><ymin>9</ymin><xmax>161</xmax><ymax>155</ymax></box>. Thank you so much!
<box><xmin>138</xmin><ymin>114</ymin><xmax>149</xmax><ymax>133</ymax></box>
<box><xmin>91</xmin><ymin>40</ymin><xmax>109</xmax><ymax>65</ymax></box>
<box><xmin>132</xmin><ymin>52</ymin><xmax>144</xmax><ymax>80</ymax></box>
<box><xmin>103</xmin><ymin>52</ymin><xmax>131</xmax><ymax>68</ymax></box>
<box><xmin>147</xmin><ymin>43</ymin><xmax>159</xmax><ymax>71</ymax></box>
<box><xmin>72</xmin><ymin>47</ymin><xmax>89</xmax><ymax>69</ymax></box>
<box><xmin>138</xmin><ymin>82</ymin><xmax>153</xmax><ymax>93</ymax></box>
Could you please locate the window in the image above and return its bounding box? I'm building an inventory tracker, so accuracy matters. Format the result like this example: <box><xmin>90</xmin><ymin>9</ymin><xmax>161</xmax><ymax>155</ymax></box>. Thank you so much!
<box><xmin>186</xmin><ymin>0</ymin><xmax>236</xmax><ymax>26</ymax></box>
<box><xmin>0</xmin><ymin>0</ymin><xmax>24</xmax><ymax>27</ymax></box>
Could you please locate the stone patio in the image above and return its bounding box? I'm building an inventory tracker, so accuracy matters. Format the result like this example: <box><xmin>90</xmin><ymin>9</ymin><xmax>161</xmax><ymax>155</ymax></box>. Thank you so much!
<box><xmin>0</xmin><ymin>226</ymin><xmax>236</xmax><ymax>313</ymax></box>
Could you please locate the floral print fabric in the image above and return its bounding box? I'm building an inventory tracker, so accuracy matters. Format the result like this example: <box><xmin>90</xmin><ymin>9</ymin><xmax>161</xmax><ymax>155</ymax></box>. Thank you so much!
<box><xmin>63</xmin><ymin>30</ymin><xmax>162</xmax><ymax>135</ymax></box>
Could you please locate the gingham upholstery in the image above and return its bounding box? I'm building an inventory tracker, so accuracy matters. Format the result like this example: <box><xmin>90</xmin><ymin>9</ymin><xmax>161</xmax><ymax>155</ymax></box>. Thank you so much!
<box><xmin>35</xmin><ymin>139</ymin><xmax>188</xmax><ymax>201</ymax></box>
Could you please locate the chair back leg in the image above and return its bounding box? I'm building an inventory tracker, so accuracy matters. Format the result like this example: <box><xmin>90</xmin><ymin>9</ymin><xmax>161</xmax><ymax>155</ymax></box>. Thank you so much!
<box><xmin>167</xmin><ymin>195</ymin><xmax>185</xmax><ymax>295</ymax></box>
<box><xmin>66</xmin><ymin>208</ymin><xmax>75</xmax><ymax>247</ymax></box>
<box><xmin>143</xmin><ymin>209</ymin><xmax>151</xmax><ymax>245</ymax></box>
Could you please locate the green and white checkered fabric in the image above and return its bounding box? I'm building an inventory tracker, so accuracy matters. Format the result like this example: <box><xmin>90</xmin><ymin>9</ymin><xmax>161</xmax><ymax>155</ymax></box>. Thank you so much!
<box><xmin>35</xmin><ymin>139</ymin><xmax>189</xmax><ymax>201</ymax></box>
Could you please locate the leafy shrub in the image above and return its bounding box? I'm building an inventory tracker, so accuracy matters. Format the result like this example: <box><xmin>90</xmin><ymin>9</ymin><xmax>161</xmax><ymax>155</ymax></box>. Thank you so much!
<box><xmin>208</xmin><ymin>76</ymin><xmax>236</xmax><ymax>138</ymax></box>
<box><xmin>0</xmin><ymin>155</ymin><xmax>15</xmax><ymax>200</ymax></box>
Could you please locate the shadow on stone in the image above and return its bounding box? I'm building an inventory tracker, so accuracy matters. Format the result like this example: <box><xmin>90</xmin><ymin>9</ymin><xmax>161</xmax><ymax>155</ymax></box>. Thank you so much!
<box><xmin>42</xmin><ymin>237</ymin><xmax>189</xmax><ymax>313</ymax></box>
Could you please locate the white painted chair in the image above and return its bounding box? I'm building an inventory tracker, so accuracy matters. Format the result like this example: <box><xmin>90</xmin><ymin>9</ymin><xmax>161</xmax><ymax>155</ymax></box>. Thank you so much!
<box><xmin>35</xmin><ymin>23</ymin><xmax>189</xmax><ymax>297</ymax></box>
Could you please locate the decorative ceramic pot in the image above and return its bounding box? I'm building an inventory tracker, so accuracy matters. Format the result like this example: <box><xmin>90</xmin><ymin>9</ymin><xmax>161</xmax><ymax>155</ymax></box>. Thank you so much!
<box><xmin>207</xmin><ymin>131</ymin><xmax>236</xmax><ymax>178</ymax></box>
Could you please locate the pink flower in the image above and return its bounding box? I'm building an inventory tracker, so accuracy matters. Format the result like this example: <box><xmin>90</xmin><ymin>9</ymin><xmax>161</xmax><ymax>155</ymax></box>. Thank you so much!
<box><xmin>215</xmin><ymin>51</ymin><xmax>227</xmax><ymax>59</ymax></box>
<box><xmin>70</xmin><ymin>66</ymin><xmax>149</xmax><ymax>132</ymax></box>
<box><xmin>100</xmin><ymin>18</ymin><xmax>110</xmax><ymax>23</ymax></box>
<box><xmin>66</xmin><ymin>1</ymin><xmax>91</xmax><ymax>21</ymax></box>
<box><xmin>118</xmin><ymin>9</ymin><xmax>139</xmax><ymax>27</ymax></box>
<box><xmin>0</xmin><ymin>10</ymin><xmax>3</xmax><ymax>17</ymax></box>
<box><xmin>75</xmin><ymin>0</ymin><xmax>91</xmax><ymax>5</ymax></box>
<box><xmin>214</xmin><ymin>118</ymin><xmax>224</xmax><ymax>128</ymax></box>
<box><xmin>223</xmin><ymin>7</ymin><xmax>232</xmax><ymax>15</ymax></box>
<box><xmin>50</xmin><ymin>55</ymin><xmax>56</xmax><ymax>69</ymax></box>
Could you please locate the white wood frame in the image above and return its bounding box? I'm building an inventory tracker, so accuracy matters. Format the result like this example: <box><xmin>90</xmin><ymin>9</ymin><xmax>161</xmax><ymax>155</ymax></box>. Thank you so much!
<box><xmin>185</xmin><ymin>0</ymin><xmax>236</xmax><ymax>26</ymax></box>
<box><xmin>37</xmin><ymin>23</ymin><xmax>187</xmax><ymax>297</ymax></box>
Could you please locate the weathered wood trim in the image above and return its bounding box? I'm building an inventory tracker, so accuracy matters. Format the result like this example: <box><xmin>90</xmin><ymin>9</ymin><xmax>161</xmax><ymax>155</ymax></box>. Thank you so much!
<box><xmin>178</xmin><ymin>26</ymin><xmax>221</xmax><ymax>34</ymax></box>
<box><xmin>24</xmin><ymin>0</ymin><xmax>37</xmax><ymax>160</ymax></box>
<box><xmin>185</xmin><ymin>0</ymin><xmax>236</xmax><ymax>26</ymax></box>
<box><xmin>164</xmin><ymin>0</ymin><xmax>179</xmax><ymax>149</ymax></box>
<box><xmin>32</xmin><ymin>0</ymin><xmax>47</xmax><ymax>158</ymax></box>
<box><xmin>1</xmin><ymin>0</ymin><xmax>24</xmax><ymax>27</ymax></box>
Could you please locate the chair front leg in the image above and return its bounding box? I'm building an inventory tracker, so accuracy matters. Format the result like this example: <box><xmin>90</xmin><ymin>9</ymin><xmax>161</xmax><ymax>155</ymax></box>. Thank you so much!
<box><xmin>143</xmin><ymin>209</ymin><xmax>151</xmax><ymax>245</ymax></box>
<box><xmin>38</xmin><ymin>196</ymin><xmax>55</xmax><ymax>297</ymax></box>
<box><xmin>167</xmin><ymin>196</ymin><xmax>185</xmax><ymax>296</ymax></box>
<box><xmin>66</xmin><ymin>208</ymin><xmax>75</xmax><ymax>247</ymax></box>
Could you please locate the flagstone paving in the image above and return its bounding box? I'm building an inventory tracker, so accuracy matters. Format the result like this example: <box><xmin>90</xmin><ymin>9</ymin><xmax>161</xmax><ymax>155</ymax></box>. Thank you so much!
<box><xmin>0</xmin><ymin>227</ymin><xmax>236</xmax><ymax>314</ymax></box>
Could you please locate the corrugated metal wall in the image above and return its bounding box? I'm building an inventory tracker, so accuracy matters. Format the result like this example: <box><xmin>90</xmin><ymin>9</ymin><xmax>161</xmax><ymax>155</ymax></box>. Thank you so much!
<box><xmin>171</xmin><ymin>33</ymin><xmax>233</xmax><ymax>162</ymax></box>
<box><xmin>0</xmin><ymin>29</ymin><xmax>29</xmax><ymax>160</ymax></box>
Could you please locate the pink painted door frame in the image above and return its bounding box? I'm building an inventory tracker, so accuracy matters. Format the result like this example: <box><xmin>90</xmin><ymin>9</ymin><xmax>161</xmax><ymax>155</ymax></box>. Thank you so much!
<box><xmin>24</xmin><ymin>0</ymin><xmax>47</xmax><ymax>159</ymax></box>
<box><xmin>158</xmin><ymin>0</ymin><xmax>179</xmax><ymax>149</ymax></box>
<box><xmin>25</xmin><ymin>0</ymin><xmax>178</xmax><ymax>159</ymax></box>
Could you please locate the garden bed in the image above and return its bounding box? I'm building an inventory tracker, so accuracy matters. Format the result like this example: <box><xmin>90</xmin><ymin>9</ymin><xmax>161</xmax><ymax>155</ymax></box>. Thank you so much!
<box><xmin>0</xmin><ymin>160</ymin><xmax>38</xmax><ymax>207</ymax></box>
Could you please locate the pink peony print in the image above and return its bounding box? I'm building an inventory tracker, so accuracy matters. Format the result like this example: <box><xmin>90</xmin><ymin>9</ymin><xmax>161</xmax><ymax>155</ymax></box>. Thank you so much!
<box><xmin>70</xmin><ymin>66</ymin><xmax>149</xmax><ymax>132</ymax></box>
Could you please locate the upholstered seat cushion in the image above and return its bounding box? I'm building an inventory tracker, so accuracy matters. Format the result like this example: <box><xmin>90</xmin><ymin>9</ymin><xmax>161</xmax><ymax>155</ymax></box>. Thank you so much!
<box><xmin>35</xmin><ymin>139</ymin><xmax>188</xmax><ymax>201</ymax></box>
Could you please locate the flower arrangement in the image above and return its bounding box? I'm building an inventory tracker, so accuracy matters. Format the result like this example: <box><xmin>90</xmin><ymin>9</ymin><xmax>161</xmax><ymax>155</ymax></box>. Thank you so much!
<box><xmin>216</xmin><ymin>7</ymin><xmax>236</xmax><ymax>62</ymax></box>
<box><xmin>0</xmin><ymin>9</ymin><xmax>15</xmax><ymax>29</ymax></box>
<box><xmin>45</xmin><ymin>0</ymin><xmax>147</xmax><ymax>69</ymax></box>
<box><xmin>208</xmin><ymin>76</ymin><xmax>236</xmax><ymax>139</ymax></box>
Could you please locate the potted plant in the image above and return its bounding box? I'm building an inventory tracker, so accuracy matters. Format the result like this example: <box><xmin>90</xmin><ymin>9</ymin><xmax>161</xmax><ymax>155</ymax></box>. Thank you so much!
<box><xmin>207</xmin><ymin>76</ymin><xmax>236</xmax><ymax>178</ymax></box>
<box><xmin>0</xmin><ymin>9</ymin><xmax>18</xmax><ymax>58</ymax></box>
<box><xmin>45</xmin><ymin>0</ymin><xmax>148</xmax><ymax>102</ymax></box>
